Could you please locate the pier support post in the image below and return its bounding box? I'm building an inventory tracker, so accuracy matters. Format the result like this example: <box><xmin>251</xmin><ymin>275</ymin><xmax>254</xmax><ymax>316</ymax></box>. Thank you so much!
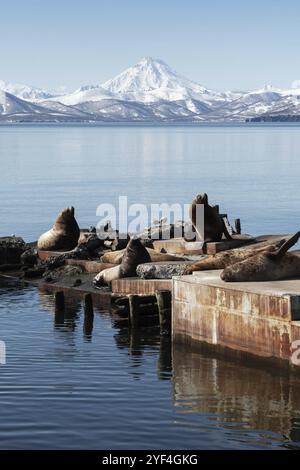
<box><xmin>83</xmin><ymin>293</ymin><xmax>94</xmax><ymax>317</ymax></box>
<box><xmin>55</xmin><ymin>291</ymin><xmax>65</xmax><ymax>311</ymax></box>
<box><xmin>54</xmin><ymin>291</ymin><xmax>65</xmax><ymax>325</ymax></box>
<box><xmin>235</xmin><ymin>218</ymin><xmax>241</xmax><ymax>234</ymax></box>
<box><xmin>129</xmin><ymin>295</ymin><xmax>140</xmax><ymax>328</ymax></box>
<box><xmin>156</xmin><ymin>289</ymin><xmax>172</xmax><ymax>335</ymax></box>
<box><xmin>83</xmin><ymin>293</ymin><xmax>94</xmax><ymax>337</ymax></box>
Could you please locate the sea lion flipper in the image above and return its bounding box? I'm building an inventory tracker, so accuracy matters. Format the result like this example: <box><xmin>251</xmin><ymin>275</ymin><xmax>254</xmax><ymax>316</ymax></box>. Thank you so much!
<box><xmin>269</xmin><ymin>231</ymin><xmax>300</xmax><ymax>258</ymax></box>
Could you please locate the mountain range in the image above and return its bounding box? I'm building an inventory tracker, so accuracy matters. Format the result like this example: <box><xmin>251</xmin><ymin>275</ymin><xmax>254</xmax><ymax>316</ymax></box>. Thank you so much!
<box><xmin>1</xmin><ymin>57</ymin><xmax>300</xmax><ymax>123</ymax></box>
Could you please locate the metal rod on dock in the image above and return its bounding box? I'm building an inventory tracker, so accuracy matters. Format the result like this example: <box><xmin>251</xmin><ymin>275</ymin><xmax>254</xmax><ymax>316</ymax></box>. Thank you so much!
<box><xmin>156</xmin><ymin>290</ymin><xmax>172</xmax><ymax>335</ymax></box>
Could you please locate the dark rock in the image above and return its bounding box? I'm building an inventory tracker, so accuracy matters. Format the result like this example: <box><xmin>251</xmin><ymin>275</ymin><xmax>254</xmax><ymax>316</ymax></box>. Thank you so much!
<box><xmin>78</xmin><ymin>233</ymin><xmax>104</xmax><ymax>254</ymax></box>
<box><xmin>23</xmin><ymin>268</ymin><xmax>45</xmax><ymax>278</ymax></box>
<box><xmin>42</xmin><ymin>264</ymin><xmax>84</xmax><ymax>283</ymax></box>
<box><xmin>136</xmin><ymin>221</ymin><xmax>194</xmax><ymax>242</ymax></box>
<box><xmin>20</xmin><ymin>248</ymin><xmax>38</xmax><ymax>267</ymax></box>
<box><xmin>0</xmin><ymin>236</ymin><xmax>27</xmax><ymax>265</ymax></box>
<box><xmin>0</xmin><ymin>263</ymin><xmax>22</xmax><ymax>272</ymax></box>
<box><xmin>136</xmin><ymin>261</ymin><xmax>193</xmax><ymax>279</ymax></box>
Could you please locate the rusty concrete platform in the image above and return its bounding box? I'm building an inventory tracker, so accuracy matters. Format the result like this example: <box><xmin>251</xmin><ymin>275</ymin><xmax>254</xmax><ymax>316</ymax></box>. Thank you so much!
<box><xmin>172</xmin><ymin>270</ymin><xmax>300</xmax><ymax>367</ymax></box>
<box><xmin>112</xmin><ymin>277</ymin><xmax>172</xmax><ymax>295</ymax></box>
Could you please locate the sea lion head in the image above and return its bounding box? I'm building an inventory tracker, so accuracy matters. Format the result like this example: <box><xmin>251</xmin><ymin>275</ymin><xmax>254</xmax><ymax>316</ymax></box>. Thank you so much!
<box><xmin>193</xmin><ymin>193</ymin><xmax>208</xmax><ymax>205</ymax></box>
<box><xmin>55</xmin><ymin>207</ymin><xmax>76</xmax><ymax>228</ymax></box>
<box><xmin>220</xmin><ymin>265</ymin><xmax>243</xmax><ymax>282</ymax></box>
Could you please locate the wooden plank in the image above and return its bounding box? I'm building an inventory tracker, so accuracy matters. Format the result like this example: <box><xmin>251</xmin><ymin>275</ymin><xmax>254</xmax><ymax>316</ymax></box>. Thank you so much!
<box><xmin>206</xmin><ymin>236</ymin><xmax>256</xmax><ymax>254</ymax></box>
<box><xmin>153</xmin><ymin>238</ymin><xmax>204</xmax><ymax>254</ymax></box>
<box><xmin>153</xmin><ymin>235</ymin><xmax>255</xmax><ymax>255</ymax></box>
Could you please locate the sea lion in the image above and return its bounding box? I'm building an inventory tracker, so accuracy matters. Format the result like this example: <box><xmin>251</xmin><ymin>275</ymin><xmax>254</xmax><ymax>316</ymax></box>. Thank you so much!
<box><xmin>37</xmin><ymin>207</ymin><xmax>80</xmax><ymax>251</ymax></box>
<box><xmin>221</xmin><ymin>232</ymin><xmax>300</xmax><ymax>282</ymax></box>
<box><xmin>94</xmin><ymin>237</ymin><xmax>151</xmax><ymax>286</ymax></box>
<box><xmin>184</xmin><ymin>239</ymin><xmax>286</xmax><ymax>274</ymax></box>
<box><xmin>187</xmin><ymin>193</ymin><xmax>232</xmax><ymax>244</ymax></box>
<box><xmin>100</xmin><ymin>247</ymin><xmax>185</xmax><ymax>264</ymax></box>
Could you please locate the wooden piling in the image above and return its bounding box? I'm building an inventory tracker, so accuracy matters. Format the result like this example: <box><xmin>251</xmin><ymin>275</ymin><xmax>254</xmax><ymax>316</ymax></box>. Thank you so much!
<box><xmin>235</xmin><ymin>218</ymin><xmax>241</xmax><ymax>234</ymax></box>
<box><xmin>54</xmin><ymin>291</ymin><xmax>65</xmax><ymax>325</ymax></box>
<box><xmin>83</xmin><ymin>293</ymin><xmax>94</xmax><ymax>317</ymax></box>
<box><xmin>128</xmin><ymin>295</ymin><xmax>140</xmax><ymax>328</ymax></box>
<box><xmin>156</xmin><ymin>289</ymin><xmax>172</xmax><ymax>335</ymax></box>
<box><xmin>55</xmin><ymin>291</ymin><xmax>65</xmax><ymax>311</ymax></box>
<box><xmin>83</xmin><ymin>293</ymin><xmax>94</xmax><ymax>337</ymax></box>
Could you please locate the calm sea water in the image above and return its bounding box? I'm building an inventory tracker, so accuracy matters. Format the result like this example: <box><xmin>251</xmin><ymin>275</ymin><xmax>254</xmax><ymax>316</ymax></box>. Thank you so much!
<box><xmin>1</xmin><ymin>123</ymin><xmax>300</xmax><ymax>240</ymax></box>
<box><xmin>1</xmin><ymin>124</ymin><xmax>300</xmax><ymax>450</ymax></box>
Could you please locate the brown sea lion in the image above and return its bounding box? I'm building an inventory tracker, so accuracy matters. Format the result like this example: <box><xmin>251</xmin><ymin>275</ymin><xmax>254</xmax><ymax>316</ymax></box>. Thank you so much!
<box><xmin>187</xmin><ymin>193</ymin><xmax>232</xmax><ymax>244</ymax></box>
<box><xmin>37</xmin><ymin>207</ymin><xmax>80</xmax><ymax>251</ymax></box>
<box><xmin>94</xmin><ymin>237</ymin><xmax>151</xmax><ymax>286</ymax></box>
<box><xmin>221</xmin><ymin>232</ymin><xmax>300</xmax><ymax>282</ymax></box>
<box><xmin>184</xmin><ymin>239</ymin><xmax>286</xmax><ymax>274</ymax></box>
<box><xmin>100</xmin><ymin>248</ymin><xmax>185</xmax><ymax>264</ymax></box>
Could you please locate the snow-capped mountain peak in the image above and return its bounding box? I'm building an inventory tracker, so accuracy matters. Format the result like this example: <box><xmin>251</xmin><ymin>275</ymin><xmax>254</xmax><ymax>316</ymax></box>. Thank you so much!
<box><xmin>101</xmin><ymin>56</ymin><xmax>213</xmax><ymax>102</ymax></box>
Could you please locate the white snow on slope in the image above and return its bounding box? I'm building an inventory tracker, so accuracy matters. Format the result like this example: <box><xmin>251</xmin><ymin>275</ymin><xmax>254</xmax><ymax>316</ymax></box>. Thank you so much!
<box><xmin>0</xmin><ymin>80</ymin><xmax>57</xmax><ymax>102</ymax></box>
<box><xmin>57</xmin><ymin>57</ymin><xmax>233</xmax><ymax>106</ymax></box>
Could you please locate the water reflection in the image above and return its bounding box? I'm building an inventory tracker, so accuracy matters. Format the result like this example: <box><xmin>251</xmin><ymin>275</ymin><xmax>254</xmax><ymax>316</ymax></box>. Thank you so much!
<box><xmin>3</xmin><ymin>276</ymin><xmax>300</xmax><ymax>448</ymax></box>
<box><xmin>172</xmin><ymin>343</ymin><xmax>300</xmax><ymax>448</ymax></box>
<box><xmin>113</xmin><ymin>324</ymin><xmax>172</xmax><ymax>381</ymax></box>
<box><xmin>83</xmin><ymin>310</ymin><xmax>94</xmax><ymax>339</ymax></box>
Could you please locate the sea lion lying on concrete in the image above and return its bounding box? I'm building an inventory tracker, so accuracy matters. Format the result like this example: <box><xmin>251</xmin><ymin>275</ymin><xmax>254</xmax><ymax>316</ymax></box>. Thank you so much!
<box><xmin>186</xmin><ymin>193</ymin><xmax>232</xmax><ymax>244</ymax></box>
<box><xmin>94</xmin><ymin>237</ymin><xmax>151</xmax><ymax>286</ymax></box>
<box><xmin>37</xmin><ymin>207</ymin><xmax>80</xmax><ymax>251</ymax></box>
<box><xmin>100</xmin><ymin>247</ymin><xmax>185</xmax><ymax>264</ymax></box>
<box><xmin>221</xmin><ymin>232</ymin><xmax>300</xmax><ymax>282</ymax></box>
<box><xmin>184</xmin><ymin>239</ymin><xmax>286</xmax><ymax>274</ymax></box>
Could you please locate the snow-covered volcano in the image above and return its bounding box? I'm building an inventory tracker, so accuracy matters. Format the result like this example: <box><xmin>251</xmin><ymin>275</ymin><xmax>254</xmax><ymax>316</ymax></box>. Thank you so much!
<box><xmin>1</xmin><ymin>58</ymin><xmax>300</xmax><ymax>122</ymax></box>
<box><xmin>56</xmin><ymin>57</ymin><xmax>231</xmax><ymax>107</ymax></box>
<box><xmin>101</xmin><ymin>56</ymin><xmax>224</xmax><ymax>103</ymax></box>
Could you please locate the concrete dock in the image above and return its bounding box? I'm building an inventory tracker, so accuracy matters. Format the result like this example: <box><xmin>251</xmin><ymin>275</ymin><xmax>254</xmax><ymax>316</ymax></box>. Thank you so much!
<box><xmin>3</xmin><ymin>232</ymin><xmax>300</xmax><ymax>369</ymax></box>
<box><xmin>172</xmin><ymin>270</ymin><xmax>300</xmax><ymax>368</ymax></box>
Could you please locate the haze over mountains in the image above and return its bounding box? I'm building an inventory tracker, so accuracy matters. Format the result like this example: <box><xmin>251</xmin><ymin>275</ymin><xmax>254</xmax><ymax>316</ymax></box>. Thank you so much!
<box><xmin>1</xmin><ymin>57</ymin><xmax>300</xmax><ymax>123</ymax></box>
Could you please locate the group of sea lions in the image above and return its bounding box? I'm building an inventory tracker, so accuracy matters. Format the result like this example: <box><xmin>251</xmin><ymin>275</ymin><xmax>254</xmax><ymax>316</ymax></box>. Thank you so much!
<box><xmin>185</xmin><ymin>233</ymin><xmax>300</xmax><ymax>281</ymax></box>
<box><xmin>36</xmin><ymin>196</ymin><xmax>300</xmax><ymax>285</ymax></box>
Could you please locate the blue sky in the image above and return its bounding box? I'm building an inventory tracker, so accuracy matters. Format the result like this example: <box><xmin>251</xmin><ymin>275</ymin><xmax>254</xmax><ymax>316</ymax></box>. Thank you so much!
<box><xmin>1</xmin><ymin>0</ymin><xmax>299</xmax><ymax>91</ymax></box>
